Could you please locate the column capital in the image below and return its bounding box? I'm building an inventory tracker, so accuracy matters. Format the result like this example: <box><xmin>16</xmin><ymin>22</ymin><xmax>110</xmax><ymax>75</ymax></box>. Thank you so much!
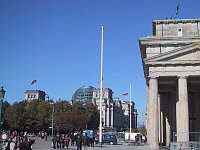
<box><xmin>177</xmin><ymin>76</ymin><xmax>188</xmax><ymax>79</ymax></box>
<box><xmin>148</xmin><ymin>76</ymin><xmax>159</xmax><ymax>80</ymax></box>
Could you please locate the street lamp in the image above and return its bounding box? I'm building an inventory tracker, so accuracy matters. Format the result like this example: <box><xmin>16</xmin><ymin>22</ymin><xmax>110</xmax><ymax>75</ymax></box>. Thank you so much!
<box><xmin>0</xmin><ymin>86</ymin><xmax>6</xmax><ymax>149</ymax></box>
<box><xmin>49</xmin><ymin>102</ymin><xmax>54</xmax><ymax>136</ymax></box>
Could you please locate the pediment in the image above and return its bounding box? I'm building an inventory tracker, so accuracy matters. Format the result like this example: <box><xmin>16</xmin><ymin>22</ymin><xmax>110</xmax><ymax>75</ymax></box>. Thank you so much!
<box><xmin>144</xmin><ymin>43</ymin><xmax>200</xmax><ymax>64</ymax></box>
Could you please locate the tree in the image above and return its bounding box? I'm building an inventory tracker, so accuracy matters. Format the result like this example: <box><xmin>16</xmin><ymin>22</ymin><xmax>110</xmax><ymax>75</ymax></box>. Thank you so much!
<box><xmin>4</xmin><ymin>102</ymin><xmax>21</xmax><ymax>131</ymax></box>
<box><xmin>54</xmin><ymin>101</ymin><xmax>72</xmax><ymax>117</ymax></box>
<box><xmin>36</xmin><ymin>100</ymin><xmax>51</xmax><ymax>132</ymax></box>
<box><xmin>55</xmin><ymin>111</ymin><xmax>87</xmax><ymax>132</ymax></box>
<box><xmin>84</xmin><ymin>103</ymin><xmax>99</xmax><ymax>129</ymax></box>
<box><xmin>24</xmin><ymin>99</ymin><xmax>41</xmax><ymax>132</ymax></box>
<box><xmin>72</xmin><ymin>101</ymin><xmax>85</xmax><ymax>114</ymax></box>
<box><xmin>2</xmin><ymin>101</ymin><xmax>10</xmax><ymax>130</ymax></box>
<box><xmin>137</xmin><ymin>125</ymin><xmax>147</xmax><ymax>135</ymax></box>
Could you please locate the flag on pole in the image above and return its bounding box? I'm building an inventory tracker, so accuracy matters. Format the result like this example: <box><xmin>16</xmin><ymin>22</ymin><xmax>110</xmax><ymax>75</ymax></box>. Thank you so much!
<box><xmin>122</xmin><ymin>93</ymin><xmax>128</xmax><ymax>96</ymax></box>
<box><xmin>100</xmin><ymin>77</ymin><xmax>104</xmax><ymax>82</ymax></box>
<box><xmin>176</xmin><ymin>4</ymin><xmax>180</xmax><ymax>15</ymax></box>
<box><xmin>31</xmin><ymin>80</ymin><xmax>36</xmax><ymax>85</ymax></box>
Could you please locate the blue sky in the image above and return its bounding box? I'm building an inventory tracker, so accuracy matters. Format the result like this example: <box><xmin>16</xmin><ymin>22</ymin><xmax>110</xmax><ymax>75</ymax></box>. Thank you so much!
<box><xmin>0</xmin><ymin>0</ymin><xmax>200</xmax><ymax>123</ymax></box>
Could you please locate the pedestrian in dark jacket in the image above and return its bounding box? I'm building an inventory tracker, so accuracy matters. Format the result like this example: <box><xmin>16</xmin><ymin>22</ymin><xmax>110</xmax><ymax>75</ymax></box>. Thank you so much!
<box><xmin>16</xmin><ymin>137</ymin><xmax>35</xmax><ymax>150</ymax></box>
<box><xmin>70</xmin><ymin>133</ymin><xmax>75</xmax><ymax>146</ymax></box>
<box><xmin>82</xmin><ymin>133</ymin><xmax>89</xmax><ymax>150</ymax></box>
<box><xmin>76</xmin><ymin>135</ymin><xmax>82</xmax><ymax>150</ymax></box>
<box><xmin>52</xmin><ymin>136</ymin><xmax>56</xmax><ymax>149</ymax></box>
<box><xmin>55</xmin><ymin>133</ymin><xmax>61</xmax><ymax>149</ymax></box>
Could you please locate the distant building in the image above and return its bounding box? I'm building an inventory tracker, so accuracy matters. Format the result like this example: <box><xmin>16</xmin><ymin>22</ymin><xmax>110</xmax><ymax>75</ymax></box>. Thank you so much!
<box><xmin>25</xmin><ymin>90</ymin><xmax>46</xmax><ymax>101</ymax></box>
<box><xmin>121</xmin><ymin>100</ymin><xmax>137</xmax><ymax>130</ymax></box>
<box><xmin>72</xmin><ymin>86</ymin><xmax>138</xmax><ymax>130</ymax></box>
<box><xmin>93</xmin><ymin>88</ymin><xmax>114</xmax><ymax>128</ymax></box>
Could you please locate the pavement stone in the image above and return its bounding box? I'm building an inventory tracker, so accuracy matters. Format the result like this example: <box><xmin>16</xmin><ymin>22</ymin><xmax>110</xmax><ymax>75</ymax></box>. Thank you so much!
<box><xmin>32</xmin><ymin>137</ymin><xmax>169</xmax><ymax>150</ymax></box>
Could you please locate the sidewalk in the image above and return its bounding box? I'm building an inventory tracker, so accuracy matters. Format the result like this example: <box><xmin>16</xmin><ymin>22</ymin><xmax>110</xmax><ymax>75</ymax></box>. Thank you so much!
<box><xmin>32</xmin><ymin>137</ymin><xmax>169</xmax><ymax>150</ymax></box>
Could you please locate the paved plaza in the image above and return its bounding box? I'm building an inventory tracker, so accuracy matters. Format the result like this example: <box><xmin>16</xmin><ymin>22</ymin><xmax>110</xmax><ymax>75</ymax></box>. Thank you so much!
<box><xmin>31</xmin><ymin>137</ymin><xmax>169</xmax><ymax>150</ymax></box>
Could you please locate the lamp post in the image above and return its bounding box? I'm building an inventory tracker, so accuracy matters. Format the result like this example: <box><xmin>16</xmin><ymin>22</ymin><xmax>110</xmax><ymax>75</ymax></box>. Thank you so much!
<box><xmin>0</xmin><ymin>86</ymin><xmax>6</xmax><ymax>149</ymax></box>
<box><xmin>49</xmin><ymin>102</ymin><xmax>54</xmax><ymax>136</ymax></box>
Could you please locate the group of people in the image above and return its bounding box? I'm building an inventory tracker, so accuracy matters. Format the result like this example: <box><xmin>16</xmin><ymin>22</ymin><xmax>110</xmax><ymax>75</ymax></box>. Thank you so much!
<box><xmin>38</xmin><ymin>131</ymin><xmax>48</xmax><ymax>141</ymax></box>
<box><xmin>4</xmin><ymin>133</ymin><xmax>35</xmax><ymax>150</ymax></box>
<box><xmin>52</xmin><ymin>132</ymin><xmax>95</xmax><ymax>150</ymax></box>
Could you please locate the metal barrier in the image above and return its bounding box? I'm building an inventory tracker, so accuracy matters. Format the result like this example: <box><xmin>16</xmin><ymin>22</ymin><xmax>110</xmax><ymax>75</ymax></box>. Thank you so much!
<box><xmin>170</xmin><ymin>141</ymin><xmax>200</xmax><ymax>150</ymax></box>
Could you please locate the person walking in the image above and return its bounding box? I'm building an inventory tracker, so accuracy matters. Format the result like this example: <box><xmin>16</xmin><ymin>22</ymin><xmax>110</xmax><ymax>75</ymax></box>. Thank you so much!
<box><xmin>82</xmin><ymin>133</ymin><xmax>89</xmax><ymax>150</ymax></box>
<box><xmin>70</xmin><ymin>133</ymin><xmax>75</xmax><ymax>146</ymax></box>
<box><xmin>9</xmin><ymin>135</ymin><xmax>18</xmax><ymax>150</ymax></box>
<box><xmin>65</xmin><ymin>135</ymin><xmax>70</xmax><ymax>149</ymax></box>
<box><xmin>16</xmin><ymin>137</ymin><xmax>35</xmax><ymax>150</ymax></box>
<box><xmin>61</xmin><ymin>134</ymin><xmax>65</xmax><ymax>149</ymax></box>
<box><xmin>52</xmin><ymin>136</ymin><xmax>56</xmax><ymax>149</ymax></box>
<box><xmin>56</xmin><ymin>133</ymin><xmax>61</xmax><ymax>149</ymax></box>
<box><xmin>45</xmin><ymin>132</ymin><xmax>48</xmax><ymax>141</ymax></box>
<box><xmin>76</xmin><ymin>135</ymin><xmax>82</xmax><ymax>150</ymax></box>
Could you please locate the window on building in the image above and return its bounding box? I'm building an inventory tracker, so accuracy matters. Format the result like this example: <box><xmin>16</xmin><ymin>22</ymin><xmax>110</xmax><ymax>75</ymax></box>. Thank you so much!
<box><xmin>34</xmin><ymin>95</ymin><xmax>36</xmax><ymax>98</ymax></box>
<box><xmin>28</xmin><ymin>95</ymin><xmax>30</xmax><ymax>98</ymax></box>
<box><xmin>178</xmin><ymin>28</ymin><xmax>182</xmax><ymax>37</ymax></box>
<box><xmin>96</xmin><ymin>94</ymin><xmax>98</xmax><ymax>97</ymax></box>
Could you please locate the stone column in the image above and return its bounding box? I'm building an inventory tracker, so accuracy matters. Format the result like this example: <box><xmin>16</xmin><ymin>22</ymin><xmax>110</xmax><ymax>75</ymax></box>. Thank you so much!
<box><xmin>107</xmin><ymin>106</ymin><xmax>110</xmax><ymax>127</ymax></box>
<box><xmin>166</xmin><ymin>117</ymin><xmax>171</xmax><ymax>146</ymax></box>
<box><xmin>146</xmin><ymin>86</ymin><xmax>150</xmax><ymax>143</ymax></box>
<box><xmin>176</xmin><ymin>76</ymin><xmax>189</xmax><ymax>142</ymax></box>
<box><xmin>148</xmin><ymin>77</ymin><xmax>159</xmax><ymax>149</ymax></box>
<box><xmin>110</xmin><ymin>105</ymin><xmax>114</xmax><ymax>127</ymax></box>
<box><xmin>158</xmin><ymin>94</ymin><xmax>161</xmax><ymax>144</ymax></box>
<box><xmin>160</xmin><ymin>111</ymin><xmax>164</xmax><ymax>145</ymax></box>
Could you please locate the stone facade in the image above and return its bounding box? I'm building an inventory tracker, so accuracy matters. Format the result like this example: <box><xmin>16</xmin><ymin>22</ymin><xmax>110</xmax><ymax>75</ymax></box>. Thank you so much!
<box><xmin>93</xmin><ymin>88</ymin><xmax>114</xmax><ymax>128</ymax></box>
<box><xmin>25</xmin><ymin>90</ymin><xmax>46</xmax><ymax>101</ymax></box>
<box><xmin>139</xmin><ymin>18</ymin><xmax>200</xmax><ymax>149</ymax></box>
<box><xmin>92</xmin><ymin>88</ymin><xmax>137</xmax><ymax>130</ymax></box>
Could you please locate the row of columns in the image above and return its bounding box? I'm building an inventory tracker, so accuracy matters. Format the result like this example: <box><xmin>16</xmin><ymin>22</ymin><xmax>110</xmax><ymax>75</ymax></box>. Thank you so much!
<box><xmin>147</xmin><ymin>76</ymin><xmax>189</xmax><ymax>149</ymax></box>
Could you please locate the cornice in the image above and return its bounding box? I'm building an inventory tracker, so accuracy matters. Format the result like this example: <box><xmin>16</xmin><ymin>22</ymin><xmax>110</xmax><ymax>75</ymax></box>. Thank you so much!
<box><xmin>153</xmin><ymin>18</ymin><xmax>200</xmax><ymax>25</ymax></box>
<box><xmin>139</xmin><ymin>36</ymin><xmax>200</xmax><ymax>46</ymax></box>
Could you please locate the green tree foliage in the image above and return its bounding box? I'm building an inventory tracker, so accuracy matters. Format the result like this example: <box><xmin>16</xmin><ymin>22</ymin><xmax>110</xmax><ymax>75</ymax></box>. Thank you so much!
<box><xmin>2</xmin><ymin>99</ymin><xmax>99</xmax><ymax>133</ymax></box>
<box><xmin>72</xmin><ymin>101</ymin><xmax>85</xmax><ymax>114</ymax></box>
<box><xmin>2</xmin><ymin>101</ymin><xmax>10</xmax><ymax>129</ymax></box>
<box><xmin>24</xmin><ymin>99</ymin><xmax>40</xmax><ymax>132</ymax></box>
<box><xmin>54</xmin><ymin>101</ymin><xmax>72</xmax><ymax>117</ymax></box>
<box><xmin>137</xmin><ymin>125</ymin><xmax>147</xmax><ymax>135</ymax></box>
<box><xmin>36</xmin><ymin>101</ymin><xmax>51</xmax><ymax>132</ymax></box>
<box><xmin>84</xmin><ymin>103</ymin><xmax>100</xmax><ymax>129</ymax></box>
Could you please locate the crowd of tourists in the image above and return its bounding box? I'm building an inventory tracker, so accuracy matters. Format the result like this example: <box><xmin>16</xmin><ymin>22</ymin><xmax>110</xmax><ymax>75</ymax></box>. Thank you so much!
<box><xmin>4</xmin><ymin>132</ymin><xmax>35</xmax><ymax>150</ymax></box>
<box><xmin>52</xmin><ymin>132</ymin><xmax>95</xmax><ymax>150</ymax></box>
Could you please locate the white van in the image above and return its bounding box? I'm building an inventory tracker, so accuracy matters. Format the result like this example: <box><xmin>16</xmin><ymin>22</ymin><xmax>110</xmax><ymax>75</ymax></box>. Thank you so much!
<box><xmin>124</xmin><ymin>133</ymin><xmax>142</xmax><ymax>142</ymax></box>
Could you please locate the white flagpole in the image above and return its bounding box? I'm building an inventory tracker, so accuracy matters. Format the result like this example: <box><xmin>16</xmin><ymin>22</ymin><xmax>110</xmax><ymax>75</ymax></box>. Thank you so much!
<box><xmin>99</xmin><ymin>25</ymin><xmax>104</xmax><ymax>147</ymax></box>
<box><xmin>130</xmin><ymin>84</ymin><xmax>132</xmax><ymax>139</ymax></box>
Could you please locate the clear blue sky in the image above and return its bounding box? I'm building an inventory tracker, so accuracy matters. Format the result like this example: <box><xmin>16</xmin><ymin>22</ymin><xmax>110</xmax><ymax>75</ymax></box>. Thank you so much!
<box><xmin>0</xmin><ymin>0</ymin><xmax>200</xmax><ymax>123</ymax></box>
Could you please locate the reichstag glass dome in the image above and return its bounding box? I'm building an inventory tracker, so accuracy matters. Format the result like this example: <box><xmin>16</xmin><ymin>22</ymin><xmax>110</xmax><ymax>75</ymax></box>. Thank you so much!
<box><xmin>72</xmin><ymin>86</ymin><xmax>94</xmax><ymax>103</ymax></box>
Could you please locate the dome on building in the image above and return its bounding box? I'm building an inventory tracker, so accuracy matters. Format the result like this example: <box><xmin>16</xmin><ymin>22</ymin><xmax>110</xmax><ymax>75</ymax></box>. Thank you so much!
<box><xmin>72</xmin><ymin>86</ymin><xmax>94</xmax><ymax>103</ymax></box>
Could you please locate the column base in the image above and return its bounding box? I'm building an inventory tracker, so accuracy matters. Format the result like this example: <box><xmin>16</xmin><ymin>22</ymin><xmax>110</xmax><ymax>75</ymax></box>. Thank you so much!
<box><xmin>149</xmin><ymin>145</ymin><xmax>160</xmax><ymax>150</ymax></box>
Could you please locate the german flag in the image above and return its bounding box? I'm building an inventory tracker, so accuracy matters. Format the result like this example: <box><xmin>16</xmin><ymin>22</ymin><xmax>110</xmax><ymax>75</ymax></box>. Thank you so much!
<box><xmin>31</xmin><ymin>80</ymin><xmax>36</xmax><ymax>85</ymax></box>
<box><xmin>122</xmin><ymin>93</ymin><xmax>128</xmax><ymax>96</ymax></box>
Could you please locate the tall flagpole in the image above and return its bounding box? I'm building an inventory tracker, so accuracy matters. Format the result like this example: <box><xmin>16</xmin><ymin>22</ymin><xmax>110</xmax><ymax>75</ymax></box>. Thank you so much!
<box><xmin>99</xmin><ymin>25</ymin><xmax>104</xmax><ymax>148</ymax></box>
<box><xmin>130</xmin><ymin>84</ymin><xmax>132</xmax><ymax>138</ymax></box>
